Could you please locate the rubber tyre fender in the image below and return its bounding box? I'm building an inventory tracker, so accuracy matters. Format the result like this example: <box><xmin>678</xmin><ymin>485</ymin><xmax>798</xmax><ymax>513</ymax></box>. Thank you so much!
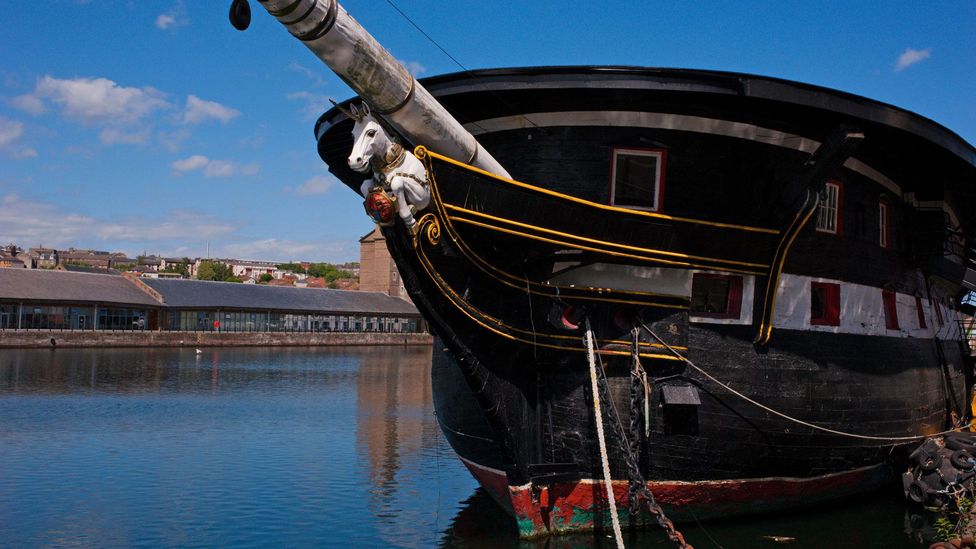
<box><xmin>907</xmin><ymin>480</ymin><xmax>929</xmax><ymax>504</ymax></box>
<box><xmin>952</xmin><ymin>449</ymin><xmax>976</xmax><ymax>470</ymax></box>
<box><xmin>945</xmin><ymin>432</ymin><xmax>976</xmax><ymax>450</ymax></box>
<box><xmin>918</xmin><ymin>451</ymin><xmax>943</xmax><ymax>472</ymax></box>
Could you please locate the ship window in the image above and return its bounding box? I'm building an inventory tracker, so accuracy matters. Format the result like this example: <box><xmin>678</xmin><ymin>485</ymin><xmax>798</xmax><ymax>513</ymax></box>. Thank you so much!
<box><xmin>816</xmin><ymin>181</ymin><xmax>842</xmax><ymax>235</ymax></box>
<box><xmin>690</xmin><ymin>273</ymin><xmax>742</xmax><ymax>319</ymax></box>
<box><xmin>610</xmin><ymin>148</ymin><xmax>665</xmax><ymax>211</ymax></box>
<box><xmin>879</xmin><ymin>201</ymin><xmax>891</xmax><ymax>249</ymax></box>
<box><xmin>882</xmin><ymin>290</ymin><xmax>899</xmax><ymax>330</ymax></box>
<box><xmin>915</xmin><ymin>296</ymin><xmax>927</xmax><ymax>329</ymax></box>
<box><xmin>810</xmin><ymin>282</ymin><xmax>840</xmax><ymax>326</ymax></box>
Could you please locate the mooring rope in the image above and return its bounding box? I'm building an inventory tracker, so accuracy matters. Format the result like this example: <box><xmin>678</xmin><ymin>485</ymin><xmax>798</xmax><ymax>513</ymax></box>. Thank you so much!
<box><xmin>638</xmin><ymin>321</ymin><xmax>972</xmax><ymax>442</ymax></box>
<box><xmin>585</xmin><ymin>318</ymin><xmax>625</xmax><ymax>549</ymax></box>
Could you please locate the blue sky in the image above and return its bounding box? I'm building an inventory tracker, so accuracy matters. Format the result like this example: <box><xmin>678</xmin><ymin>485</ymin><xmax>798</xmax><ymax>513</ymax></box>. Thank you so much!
<box><xmin>0</xmin><ymin>1</ymin><xmax>973</xmax><ymax>263</ymax></box>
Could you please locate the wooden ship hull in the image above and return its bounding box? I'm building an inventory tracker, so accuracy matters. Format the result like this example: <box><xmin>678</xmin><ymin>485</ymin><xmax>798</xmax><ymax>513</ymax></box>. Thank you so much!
<box><xmin>316</xmin><ymin>67</ymin><xmax>976</xmax><ymax>537</ymax></box>
<box><xmin>235</xmin><ymin>0</ymin><xmax>976</xmax><ymax>537</ymax></box>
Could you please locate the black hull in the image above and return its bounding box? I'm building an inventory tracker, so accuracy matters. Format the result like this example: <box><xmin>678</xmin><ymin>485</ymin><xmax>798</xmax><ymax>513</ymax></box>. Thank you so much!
<box><xmin>316</xmin><ymin>67</ymin><xmax>976</xmax><ymax>535</ymax></box>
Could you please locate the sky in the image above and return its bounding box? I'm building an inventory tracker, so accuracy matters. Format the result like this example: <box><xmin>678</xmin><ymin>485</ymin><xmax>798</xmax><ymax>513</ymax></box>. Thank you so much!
<box><xmin>0</xmin><ymin>1</ymin><xmax>973</xmax><ymax>263</ymax></box>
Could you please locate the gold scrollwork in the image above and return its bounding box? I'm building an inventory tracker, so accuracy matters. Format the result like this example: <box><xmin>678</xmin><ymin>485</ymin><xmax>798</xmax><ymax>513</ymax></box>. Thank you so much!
<box><xmin>415</xmin><ymin>213</ymin><xmax>441</xmax><ymax>248</ymax></box>
<box><xmin>413</xmin><ymin>145</ymin><xmax>428</xmax><ymax>160</ymax></box>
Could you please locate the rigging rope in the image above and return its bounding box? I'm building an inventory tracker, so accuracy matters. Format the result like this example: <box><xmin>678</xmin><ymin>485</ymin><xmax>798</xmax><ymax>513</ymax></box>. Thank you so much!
<box><xmin>585</xmin><ymin>318</ymin><xmax>625</xmax><ymax>549</ymax></box>
<box><xmin>638</xmin><ymin>321</ymin><xmax>972</xmax><ymax>442</ymax></box>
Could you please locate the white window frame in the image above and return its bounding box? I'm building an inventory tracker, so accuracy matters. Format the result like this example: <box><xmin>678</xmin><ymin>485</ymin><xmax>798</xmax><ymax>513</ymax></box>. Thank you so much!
<box><xmin>609</xmin><ymin>148</ymin><xmax>665</xmax><ymax>212</ymax></box>
<box><xmin>816</xmin><ymin>181</ymin><xmax>840</xmax><ymax>234</ymax></box>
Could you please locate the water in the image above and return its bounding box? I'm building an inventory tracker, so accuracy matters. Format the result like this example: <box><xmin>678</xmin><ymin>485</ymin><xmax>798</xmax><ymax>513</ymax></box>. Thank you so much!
<box><xmin>0</xmin><ymin>347</ymin><xmax>933</xmax><ymax>548</ymax></box>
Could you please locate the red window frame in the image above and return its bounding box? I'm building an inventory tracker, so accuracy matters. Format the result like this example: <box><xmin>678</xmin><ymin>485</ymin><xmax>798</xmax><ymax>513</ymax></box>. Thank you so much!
<box><xmin>915</xmin><ymin>296</ymin><xmax>927</xmax><ymax>329</ymax></box>
<box><xmin>815</xmin><ymin>180</ymin><xmax>844</xmax><ymax>236</ymax></box>
<box><xmin>608</xmin><ymin>147</ymin><xmax>667</xmax><ymax>212</ymax></box>
<box><xmin>879</xmin><ymin>200</ymin><xmax>892</xmax><ymax>249</ymax></box>
<box><xmin>882</xmin><ymin>290</ymin><xmax>899</xmax><ymax>330</ymax></box>
<box><xmin>690</xmin><ymin>273</ymin><xmax>743</xmax><ymax>319</ymax></box>
<box><xmin>810</xmin><ymin>282</ymin><xmax>841</xmax><ymax>326</ymax></box>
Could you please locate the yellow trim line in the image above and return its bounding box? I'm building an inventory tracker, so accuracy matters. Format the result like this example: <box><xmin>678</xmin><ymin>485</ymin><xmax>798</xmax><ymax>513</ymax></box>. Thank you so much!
<box><xmin>414</xmin><ymin>217</ymin><xmax>688</xmax><ymax>359</ymax></box>
<box><xmin>445</xmin><ymin>203</ymin><xmax>770</xmax><ymax>270</ymax></box>
<box><xmin>418</xmin><ymin>146</ymin><xmax>780</xmax><ymax>235</ymax></box>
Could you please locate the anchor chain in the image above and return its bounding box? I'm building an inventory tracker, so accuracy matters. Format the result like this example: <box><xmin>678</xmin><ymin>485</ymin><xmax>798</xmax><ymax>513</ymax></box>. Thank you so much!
<box><xmin>592</xmin><ymin>329</ymin><xmax>692</xmax><ymax>549</ymax></box>
<box><xmin>628</xmin><ymin>328</ymin><xmax>646</xmax><ymax>519</ymax></box>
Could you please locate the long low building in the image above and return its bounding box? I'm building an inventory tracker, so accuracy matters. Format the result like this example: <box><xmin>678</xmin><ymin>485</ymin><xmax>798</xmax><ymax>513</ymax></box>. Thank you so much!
<box><xmin>0</xmin><ymin>269</ymin><xmax>423</xmax><ymax>333</ymax></box>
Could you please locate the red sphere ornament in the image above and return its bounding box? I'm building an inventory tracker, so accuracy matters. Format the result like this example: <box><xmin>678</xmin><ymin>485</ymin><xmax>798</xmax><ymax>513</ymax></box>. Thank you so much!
<box><xmin>364</xmin><ymin>188</ymin><xmax>396</xmax><ymax>226</ymax></box>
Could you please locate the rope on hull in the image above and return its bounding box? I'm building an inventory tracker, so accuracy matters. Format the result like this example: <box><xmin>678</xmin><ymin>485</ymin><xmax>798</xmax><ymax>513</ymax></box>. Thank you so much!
<box><xmin>585</xmin><ymin>318</ymin><xmax>625</xmax><ymax>549</ymax></box>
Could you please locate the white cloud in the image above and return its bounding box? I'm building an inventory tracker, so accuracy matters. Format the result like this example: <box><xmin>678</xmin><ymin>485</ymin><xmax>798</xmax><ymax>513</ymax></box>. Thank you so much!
<box><xmin>182</xmin><ymin>95</ymin><xmax>240</xmax><ymax>124</ymax></box>
<box><xmin>220</xmin><ymin>238</ymin><xmax>351</xmax><ymax>263</ymax></box>
<box><xmin>31</xmin><ymin>75</ymin><xmax>171</xmax><ymax>125</ymax></box>
<box><xmin>896</xmin><ymin>48</ymin><xmax>932</xmax><ymax>71</ymax></box>
<box><xmin>155</xmin><ymin>14</ymin><xmax>176</xmax><ymax>29</ymax></box>
<box><xmin>287</xmin><ymin>91</ymin><xmax>333</xmax><ymax>121</ymax></box>
<box><xmin>171</xmin><ymin>154</ymin><xmax>210</xmax><ymax>172</ymax></box>
<box><xmin>295</xmin><ymin>175</ymin><xmax>335</xmax><ymax>196</ymax></box>
<box><xmin>0</xmin><ymin>117</ymin><xmax>24</xmax><ymax>147</ymax></box>
<box><xmin>170</xmin><ymin>154</ymin><xmax>259</xmax><ymax>178</ymax></box>
<box><xmin>0</xmin><ymin>195</ymin><xmax>234</xmax><ymax>248</ymax></box>
<box><xmin>0</xmin><ymin>116</ymin><xmax>35</xmax><ymax>159</ymax></box>
<box><xmin>155</xmin><ymin>2</ymin><xmax>188</xmax><ymax>30</ymax></box>
<box><xmin>11</xmin><ymin>94</ymin><xmax>45</xmax><ymax>115</ymax></box>
<box><xmin>399</xmin><ymin>60</ymin><xmax>427</xmax><ymax>77</ymax></box>
<box><xmin>204</xmin><ymin>160</ymin><xmax>235</xmax><ymax>178</ymax></box>
<box><xmin>99</xmin><ymin>127</ymin><xmax>151</xmax><ymax>145</ymax></box>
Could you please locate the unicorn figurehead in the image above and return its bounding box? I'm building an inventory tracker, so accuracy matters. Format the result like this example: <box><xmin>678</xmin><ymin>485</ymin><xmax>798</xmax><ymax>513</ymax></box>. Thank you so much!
<box><xmin>334</xmin><ymin>100</ymin><xmax>430</xmax><ymax>228</ymax></box>
<box><xmin>344</xmin><ymin>102</ymin><xmax>389</xmax><ymax>174</ymax></box>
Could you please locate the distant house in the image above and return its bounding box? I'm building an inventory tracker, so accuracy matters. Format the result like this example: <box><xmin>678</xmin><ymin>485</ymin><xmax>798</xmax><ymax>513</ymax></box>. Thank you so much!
<box><xmin>27</xmin><ymin>247</ymin><xmax>58</xmax><ymax>268</ymax></box>
<box><xmin>268</xmin><ymin>275</ymin><xmax>297</xmax><ymax>287</ymax></box>
<box><xmin>0</xmin><ymin>245</ymin><xmax>26</xmax><ymax>269</ymax></box>
<box><xmin>228</xmin><ymin>259</ymin><xmax>278</xmax><ymax>279</ymax></box>
<box><xmin>137</xmin><ymin>255</ymin><xmax>163</xmax><ymax>272</ymax></box>
<box><xmin>0</xmin><ymin>256</ymin><xmax>25</xmax><ymax>269</ymax></box>
<box><xmin>58</xmin><ymin>248</ymin><xmax>132</xmax><ymax>270</ymax></box>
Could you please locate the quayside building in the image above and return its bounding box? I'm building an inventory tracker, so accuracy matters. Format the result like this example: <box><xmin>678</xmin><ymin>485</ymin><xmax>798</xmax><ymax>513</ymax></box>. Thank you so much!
<box><xmin>0</xmin><ymin>269</ymin><xmax>422</xmax><ymax>333</ymax></box>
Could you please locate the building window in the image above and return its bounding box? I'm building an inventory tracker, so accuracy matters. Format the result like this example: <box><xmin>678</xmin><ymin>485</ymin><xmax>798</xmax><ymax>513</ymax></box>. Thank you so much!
<box><xmin>816</xmin><ymin>181</ymin><xmax>842</xmax><ymax>235</ymax></box>
<box><xmin>879</xmin><ymin>200</ymin><xmax>892</xmax><ymax>249</ymax></box>
<box><xmin>915</xmin><ymin>296</ymin><xmax>927</xmax><ymax>329</ymax></box>
<box><xmin>609</xmin><ymin>148</ymin><xmax>666</xmax><ymax>211</ymax></box>
<box><xmin>882</xmin><ymin>290</ymin><xmax>899</xmax><ymax>330</ymax></box>
<box><xmin>690</xmin><ymin>273</ymin><xmax>743</xmax><ymax>319</ymax></box>
<box><xmin>810</xmin><ymin>282</ymin><xmax>840</xmax><ymax>326</ymax></box>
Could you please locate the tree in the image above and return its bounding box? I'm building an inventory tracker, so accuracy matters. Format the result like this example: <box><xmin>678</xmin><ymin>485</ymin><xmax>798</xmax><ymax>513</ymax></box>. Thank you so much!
<box><xmin>306</xmin><ymin>262</ymin><xmax>354</xmax><ymax>282</ymax></box>
<box><xmin>276</xmin><ymin>262</ymin><xmax>306</xmax><ymax>274</ymax></box>
<box><xmin>197</xmin><ymin>260</ymin><xmax>236</xmax><ymax>281</ymax></box>
<box><xmin>259</xmin><ymin>273</ymin><xmax>274</xmax><ymax>283</ymax></box>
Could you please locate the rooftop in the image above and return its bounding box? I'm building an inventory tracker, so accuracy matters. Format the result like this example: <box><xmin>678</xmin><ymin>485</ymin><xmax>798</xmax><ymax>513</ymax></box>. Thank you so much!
<box><xmin>142</xmin><ymin>278</ymin><xmax>417</xmax><ymax>315</ymax></box>
<box><xmin>0</xmin><ymin>269</ymin><xmax>159</xmax><ymax>307</ymax></box>
<box><xmin>0</xmin><ymin>269</ymin><xmax>418</xmax><ymax>316</ymax></box>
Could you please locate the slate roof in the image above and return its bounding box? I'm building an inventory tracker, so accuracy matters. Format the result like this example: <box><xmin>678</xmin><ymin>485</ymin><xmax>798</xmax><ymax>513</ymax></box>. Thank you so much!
<box><xmin>142</xmin><ymin>278</ymin><xmax>418</xmax><ymax>315</ymax></box>
<box><xmin>0</xmin><ymin>269</ymin><xmax>159</xmax><ymax>306</ymax></box>
<box><xmin>0</xmin><ymin>270</ymin><xmax>420</xmax><ymax>316</ymax></box>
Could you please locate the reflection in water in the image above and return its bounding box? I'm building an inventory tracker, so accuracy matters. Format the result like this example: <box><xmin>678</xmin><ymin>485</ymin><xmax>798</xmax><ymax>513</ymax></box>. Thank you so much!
<box><xmin>0</xmin><ymin>347</ymin><xmax>930</xmax><ymax>548</ymax></box>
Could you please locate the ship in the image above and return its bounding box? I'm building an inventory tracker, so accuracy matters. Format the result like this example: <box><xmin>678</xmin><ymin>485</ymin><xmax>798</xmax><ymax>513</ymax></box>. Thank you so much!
<box><xmin>235</xmin><ymin>0</ymin><xmax>976</xmax><ymax>540</ymax></box>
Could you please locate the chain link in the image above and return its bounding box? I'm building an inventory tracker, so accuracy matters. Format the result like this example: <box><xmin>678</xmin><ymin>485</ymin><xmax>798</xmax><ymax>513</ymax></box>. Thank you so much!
<box><xmin>593</xmin><ymin>339</ymin><xmax>693</xmax><ymax>549</ymax></box>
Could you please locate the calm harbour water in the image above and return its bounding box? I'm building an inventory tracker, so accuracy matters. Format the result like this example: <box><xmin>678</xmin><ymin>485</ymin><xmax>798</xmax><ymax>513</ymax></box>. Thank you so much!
<box><xmin>0</xmin><ymin>346</ymin><xmax>933</xmax><ymax>548</ymax></box>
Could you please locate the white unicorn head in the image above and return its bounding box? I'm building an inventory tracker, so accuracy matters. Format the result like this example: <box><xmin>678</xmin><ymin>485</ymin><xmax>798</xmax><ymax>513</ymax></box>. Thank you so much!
<box><xmin>345</xmin><ymin>102</ymin><xmax>391</xmax><ymax>174</ymax></box>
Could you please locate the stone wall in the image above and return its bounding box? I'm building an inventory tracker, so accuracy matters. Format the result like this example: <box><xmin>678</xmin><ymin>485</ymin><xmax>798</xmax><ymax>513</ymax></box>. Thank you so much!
<box><xmin>0</xmin><ymin>330</ymin><xmax>432</xmax><ymax>349</ymax></box>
